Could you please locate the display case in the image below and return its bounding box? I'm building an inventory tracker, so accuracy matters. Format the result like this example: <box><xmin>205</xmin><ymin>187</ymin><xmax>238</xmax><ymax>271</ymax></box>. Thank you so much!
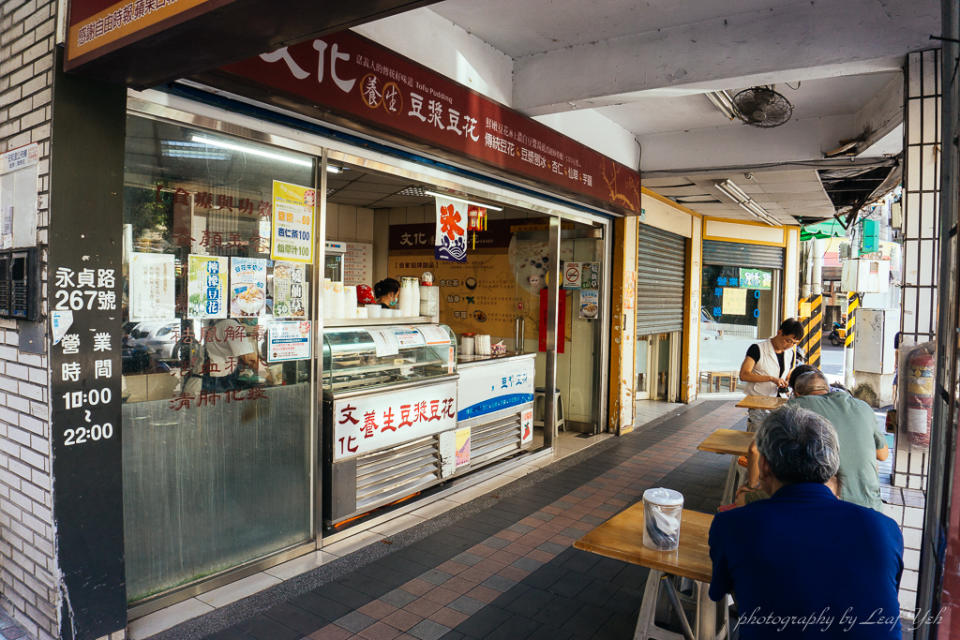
<box><xmin>321</xmin><ymin>324</ymin><xmax>457</xmax><ymax>394</ymax></box>
<box><xmin>322</xmin><ymin>324</ymin><xmax>459</xmax><ymax>526</ymax></box>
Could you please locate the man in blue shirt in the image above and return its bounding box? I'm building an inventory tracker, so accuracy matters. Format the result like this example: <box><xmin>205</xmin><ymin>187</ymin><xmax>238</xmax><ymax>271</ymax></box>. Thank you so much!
<box><xmin>709</xmin><ymin>406</ymin><xmax>903</xmax><ymax>638</ymax></box>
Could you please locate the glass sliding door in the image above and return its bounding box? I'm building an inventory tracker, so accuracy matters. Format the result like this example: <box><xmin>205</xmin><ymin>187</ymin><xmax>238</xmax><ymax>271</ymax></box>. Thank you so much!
<box><xmin>121</xmin><ymin>116</ymin><xmax>316</xmax><ymax>602</ymax></box>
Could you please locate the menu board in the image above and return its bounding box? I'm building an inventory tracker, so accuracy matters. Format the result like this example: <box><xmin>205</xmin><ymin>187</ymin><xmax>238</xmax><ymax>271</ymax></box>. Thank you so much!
<box><xmin>343</xmin><ymin>242</ymin><xmax>373</xmax><ymax>286</ymax></box>
<box><xmin>129</xmin><ymin>252</ymin><xmax>175</xmax><ymax>321</ymax></box>
<box><xmin>273</xmin><ymin>261</ymin><xmax>307</xmax><ymax>318</ymax></box>
<box><xmin>271</xmin><ymin>180</ymin><xmax>315</xmax><ymax>263</ymax></box>
<box><xmin>230</xmin><ymin>257</ymin><xmax>267</xmax><ymax>317</ymax></box>
<box><xmin>187</xmin><ymin>255</ymin><xmax>228</xmax><ymax>319</ymax></box>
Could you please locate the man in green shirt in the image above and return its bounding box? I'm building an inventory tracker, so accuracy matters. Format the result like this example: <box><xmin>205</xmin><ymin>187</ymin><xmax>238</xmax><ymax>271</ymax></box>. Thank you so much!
<box><xmin>787</xmin><ymin>371</ymin><xmax>889</xmax><ymax>511</ymax></box>
<box><xmin>735</xmin><ymin>370</ymin><xmax>889</xmax><ymax>511</ymax></box>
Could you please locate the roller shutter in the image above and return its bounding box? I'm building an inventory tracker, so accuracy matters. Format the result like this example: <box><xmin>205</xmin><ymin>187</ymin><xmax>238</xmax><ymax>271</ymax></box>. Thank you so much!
<box><xmin>702</xmin><ymin>240</ymin><xmax>784</xmax><ymax>269</ymax></box>
<box><xmin>636</xmin><ymin>225</ymin><xmax>686</xmax><ymax>335</ymax></box>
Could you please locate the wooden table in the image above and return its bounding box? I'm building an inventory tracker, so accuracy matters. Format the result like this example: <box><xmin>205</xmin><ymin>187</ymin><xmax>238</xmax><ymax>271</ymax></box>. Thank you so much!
<box><xmin>698</xmin><ymin>429</ymin><xmax>755</xmax><ymax>504</ymax></box>
<box><xmin>575</xmin><ymin>506</ymin><xmax>726</xmax><ymax>639</ymax></box>
<box><xmin>700</xmin><ymin>370</ymin><xmax>738</xmax><ymax>393</ymax></box>
<box><xmin>735</xmin><ymin>394</ymin><xmax>787</xmax><ymax>410</ymax></box>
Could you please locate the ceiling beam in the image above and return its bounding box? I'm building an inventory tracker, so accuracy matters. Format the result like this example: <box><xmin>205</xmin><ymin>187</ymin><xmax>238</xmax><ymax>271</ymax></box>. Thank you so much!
<box><xmin>513</xmin><ymin>0</ymin><xmax>938</xmax><ymax>115</ymax></box>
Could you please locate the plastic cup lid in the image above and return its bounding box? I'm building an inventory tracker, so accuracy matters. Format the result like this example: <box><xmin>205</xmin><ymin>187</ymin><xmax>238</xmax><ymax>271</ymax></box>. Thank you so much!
<box><xmin>643</xmin><ymin>487</ymin><xmax>684</xmax><ymax>506</ymax></box>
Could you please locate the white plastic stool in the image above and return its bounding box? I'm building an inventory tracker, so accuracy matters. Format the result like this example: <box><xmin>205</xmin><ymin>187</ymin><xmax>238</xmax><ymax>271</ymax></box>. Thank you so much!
<box><xmin>633</xmin><ymin>570</ymin><xmax>728</xmax><ymax>640</ymax></box>
<box><xmin>533</xmin><ymin>387</ymin><xmax>565</xmax><ymax>432</ymax></box>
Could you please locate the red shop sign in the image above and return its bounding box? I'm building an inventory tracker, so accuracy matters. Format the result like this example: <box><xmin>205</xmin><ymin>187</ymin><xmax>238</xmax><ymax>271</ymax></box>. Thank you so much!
<box><xmin>211</xmin><ymin>31</ymin><xmax>642</xmax><ymax>215</ymax></box>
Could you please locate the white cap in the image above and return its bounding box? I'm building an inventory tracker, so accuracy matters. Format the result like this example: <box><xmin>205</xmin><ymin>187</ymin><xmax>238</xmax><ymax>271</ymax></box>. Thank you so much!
<box><xmin>643</xmin><ymin>487</ymin><xmax>684</xmax><ymax>506</ymax></box>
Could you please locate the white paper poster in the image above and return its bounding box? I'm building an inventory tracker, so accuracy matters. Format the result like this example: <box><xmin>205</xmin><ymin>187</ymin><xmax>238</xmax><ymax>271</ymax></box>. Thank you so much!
<box><xmin>267</xmin><ymin>321</ymin><xmax>312</xmax><ymax>362</ymax></box>
<box><xmin>417</xmin><ymin>325</ymin><xmax>451</xmax><ymax>346</ymax></box>
<box><xmin>129</xmin><ymin>252</ymin><xmax>175</xmax><ymax>321</ymax></box>
<box><xmin>367</xmin><ymin>329</ymin><xmax>400</xmax><ymax>357</ymax></box>
<box><xmin>230</xmin><ymin>257</ymin><xmax>267</xmax><ymax>317</ymax></box>
<box><xmin>563</xmin><ymin>262</ymin><xmax>582</xmax><ymax>289</ymax></box>
<box><xmin>722</xmin><ymin>287</ymin><xmax>748</xmax><ymax>316</ymax></box>
<box><xmin>332</xmin><ymin>379</ymin><xmax>458</xmax><ymax>460</ymax></box>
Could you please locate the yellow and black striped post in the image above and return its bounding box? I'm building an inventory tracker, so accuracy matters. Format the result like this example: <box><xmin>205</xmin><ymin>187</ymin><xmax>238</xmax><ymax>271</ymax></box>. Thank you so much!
<box><xmin>806</xmin><ymin>294</ymin><xmax>823</xmax><ymax>368</ymax></box>
<box><xmin>795</xmin><ymin>294</ymin><xmax>822</xmax><ymax>368</ymax></box>
<box><xmin>845</xmin><ymin>292</ymin><xmax>858</xmax><ymax>348</ymax></box>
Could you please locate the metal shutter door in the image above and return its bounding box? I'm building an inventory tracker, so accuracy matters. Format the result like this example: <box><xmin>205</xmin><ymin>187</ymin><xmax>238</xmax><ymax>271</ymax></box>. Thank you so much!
<box><xmin>636</xmin><ymin>225</ymin><xmax>686</xmax><ymax>335</ymax></box>
<box><xmin>702</xmin><ymin>240</ymin><xmax>784</xmax><ymax>269</ymax></box>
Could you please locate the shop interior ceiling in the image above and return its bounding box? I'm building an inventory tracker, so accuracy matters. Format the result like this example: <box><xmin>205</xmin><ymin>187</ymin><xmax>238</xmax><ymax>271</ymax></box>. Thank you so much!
<box><xmin>360</xmin><ymin>0</ymin><xmax>927</xmax><ymax>225</ymax></box>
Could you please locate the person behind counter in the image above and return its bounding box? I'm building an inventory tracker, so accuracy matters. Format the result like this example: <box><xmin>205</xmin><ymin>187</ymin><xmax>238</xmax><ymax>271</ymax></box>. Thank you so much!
<box><xmin>373</xmin><ymin>278</ymin><xmax>401</xmax><ymax>309</ymax></box>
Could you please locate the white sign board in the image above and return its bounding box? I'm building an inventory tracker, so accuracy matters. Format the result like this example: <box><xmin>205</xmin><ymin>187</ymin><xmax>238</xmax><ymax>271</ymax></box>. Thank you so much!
<box><xmin>0</xmin><ymin>143</ymin><xmax>39</xmax><ymax>249</ymax></box>
<box><xmin>332</xmin><ymin>379</ymin><xmax>458</xmax><ymax>460</ymax></box>
<box><xmin>457</xmin><ymin>356</ymin><xmax>535</xmax><ymax>422</ymax></box>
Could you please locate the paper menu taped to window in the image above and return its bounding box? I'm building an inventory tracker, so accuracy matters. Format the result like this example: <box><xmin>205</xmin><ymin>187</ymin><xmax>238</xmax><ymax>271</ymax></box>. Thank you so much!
<box><xmin>416</xmin><ymin>325</ymin><xmax>450</xmax><ymax>345</ymax></box>
<box><xmin>721</xmin><ymin>287</ymin><xmax>747</xmax><ymax>316</ymax></box>
<box><xmin>367</xmin><ymin>329</ymin><xmax>399</xmax><ymax>357</ymax></box>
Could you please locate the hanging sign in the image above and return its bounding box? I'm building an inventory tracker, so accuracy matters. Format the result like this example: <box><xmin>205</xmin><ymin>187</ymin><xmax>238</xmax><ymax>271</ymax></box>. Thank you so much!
<box><xmin>187</xmin><ymin>255</ymin><xmax>228</xmax><ymax>319</ymax></box>
<box><xmin>434</xmin><ymin>196</ymin><xmax>467</xmax><ymax>263</ymax></box>
<box><xmin>229</xmin><ymin>257</ymin><xmax>267</xmax><ymax>317</ymax></box>
<box><xmin>271</xmin><ymin>180</ymin><xmax>315</xmax><ymax>263</ymax></box>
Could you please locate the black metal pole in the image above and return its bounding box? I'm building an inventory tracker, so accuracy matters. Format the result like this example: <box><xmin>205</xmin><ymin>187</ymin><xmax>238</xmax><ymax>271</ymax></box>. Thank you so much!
<box><xmin>917</xmin><ymin>2</ymin><xmax>960</xmax><ymax>637</ymax></box>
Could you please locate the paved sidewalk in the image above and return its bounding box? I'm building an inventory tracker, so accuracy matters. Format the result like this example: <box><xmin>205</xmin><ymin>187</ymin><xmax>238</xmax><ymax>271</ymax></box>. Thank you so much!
<box><xmin>149</xmin><ymin>399</ymin><xmax>741</xmax><ymax>640</ymax></box>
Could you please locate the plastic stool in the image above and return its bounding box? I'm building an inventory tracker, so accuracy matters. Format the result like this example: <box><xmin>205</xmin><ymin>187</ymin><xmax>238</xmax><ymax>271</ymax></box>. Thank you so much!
<box><xmin>533</xmin><ymin>387</ymin><xmax>565</xmax><ymax>432</ymax></box>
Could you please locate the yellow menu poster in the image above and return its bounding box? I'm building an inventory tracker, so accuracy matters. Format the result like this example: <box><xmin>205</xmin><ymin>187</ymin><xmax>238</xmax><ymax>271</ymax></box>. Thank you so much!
<box><xmin>271</xmin><ymin>180</ymin><xmax>316</xmax><ymax>263</ymax></box>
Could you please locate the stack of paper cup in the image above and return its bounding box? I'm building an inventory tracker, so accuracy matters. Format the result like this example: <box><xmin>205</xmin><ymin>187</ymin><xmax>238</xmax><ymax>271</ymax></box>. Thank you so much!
<box><xmin>343</xmin><ymin>286</ymin><xmax>358</xmax><ymax>319</ymax></box>
<box><xmin>322</xmin><ymin>279</ymin><xmax>334</xmax><ymax>320</ymax></box>
<box><xmin>332</xmin><ymin>282</ymin><xmax>345</xmax><ymax>319</ymax></box>
<box><xmin>355</xmin><ymin>307</ymin><xmax>369</xmax><ymax>319</ymax></box>
<box><xmin>366</xmin><ymin>304</ymin><xmax>382</xmax><ymax>318</ymax></box>
<box><xmin>460</xmin><ymin>335</ymin><xmax>475</xmax><ymax>356</ymax></box>
<box><xmin>475</xmin><ymin>334</ymin><xmax>491</xmax><ymax>356</ymax></box>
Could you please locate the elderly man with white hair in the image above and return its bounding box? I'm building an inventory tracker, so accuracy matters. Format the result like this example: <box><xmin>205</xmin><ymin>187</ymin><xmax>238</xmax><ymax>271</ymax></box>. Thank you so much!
<box><xmin>709</xmin><ymin>406</ymin><xmax>903</xmax><ymax>639</ymax></box>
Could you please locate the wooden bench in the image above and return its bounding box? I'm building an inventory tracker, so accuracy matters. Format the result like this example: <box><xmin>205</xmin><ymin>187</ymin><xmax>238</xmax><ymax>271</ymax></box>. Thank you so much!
<box><xmin>700</xmin><ymin>370</ymin><xmax>738</xmax><ymax>393</ymax></box>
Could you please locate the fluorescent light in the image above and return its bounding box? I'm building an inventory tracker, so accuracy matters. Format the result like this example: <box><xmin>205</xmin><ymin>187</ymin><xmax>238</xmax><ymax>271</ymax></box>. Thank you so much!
<box><xmin>705</xmin><ymin>90</ymin><xmax>738</xmax><ymax>121</ymax></box>
<box><xmin>424</xmin><ymin>190</ymin><xmax>504</xmax><ymax>211</ymax></box>
<box><xmin>326</xmin><ymin>165</ymin><xmax>342</xmax><ymax>174</ymax></box>
<box><xmin>190</xmin><ymin>135</ymin><xmax>313</xmax><ymax>168</ymax></box>
<box><xmin>714</xmin><ymin>179</ymin><xmax>779</xmax><ymax>226</ymax></box>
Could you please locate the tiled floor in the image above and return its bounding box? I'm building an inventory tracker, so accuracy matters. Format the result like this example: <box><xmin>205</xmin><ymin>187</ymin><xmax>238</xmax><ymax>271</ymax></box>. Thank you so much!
<box><xmin>143</xmin><ymin>400</ymin><xmax>741</xmax><ymax>640</ymax></box>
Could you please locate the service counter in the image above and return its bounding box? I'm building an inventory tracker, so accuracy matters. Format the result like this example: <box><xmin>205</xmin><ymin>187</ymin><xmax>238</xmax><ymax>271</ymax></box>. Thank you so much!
<box><xmin>321</xmin><ymin>324</ymin><xmax>536</xmax><ymax>526</ymax></box>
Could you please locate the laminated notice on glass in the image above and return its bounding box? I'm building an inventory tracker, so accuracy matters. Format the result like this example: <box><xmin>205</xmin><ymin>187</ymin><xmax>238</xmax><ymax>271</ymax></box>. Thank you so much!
<box><xmin>187</xmin><ymin>255</ymin><xmax>228</xmax><ymax>319</ymax></box>
<box><xmin>267</xmin><ymin>321</ymin><xmax>312</xmax><ymax>362</ymax></box>
<box><xmin>129</xmin><ymin>252</ymin><xmax>175</xmax><ymax>321</ymax></box>
<box><xmin>271</xmin><ymin>180</ymin><xmax>315</xmax><ymax>264</ymax></box>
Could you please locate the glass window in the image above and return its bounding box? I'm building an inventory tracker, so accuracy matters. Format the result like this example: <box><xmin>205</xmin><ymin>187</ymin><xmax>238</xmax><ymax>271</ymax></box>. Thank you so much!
<box><xmin>121</xmin><ymin>116</ymin><xmax>315</xmax><ymax>601</ymax></box>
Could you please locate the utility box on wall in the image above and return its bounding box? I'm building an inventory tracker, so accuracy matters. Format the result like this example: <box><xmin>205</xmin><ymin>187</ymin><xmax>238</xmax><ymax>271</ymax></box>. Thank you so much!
<box><xmin>853</xmin><ymin>308</ymin><xmax>898</xmax><ymax>374</ymax></box>
<box><xmin>841</xmin><ymin>259</ymin><xmax>889</xmax><ymax>293</ymax></box>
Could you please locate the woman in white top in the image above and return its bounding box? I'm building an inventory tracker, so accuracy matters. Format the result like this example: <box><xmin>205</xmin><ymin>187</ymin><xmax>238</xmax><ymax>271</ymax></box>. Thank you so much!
<box><xmin>739</xmin><ymin>318</ymin><xmax>804</xmax><ymax>431</ymax></box>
